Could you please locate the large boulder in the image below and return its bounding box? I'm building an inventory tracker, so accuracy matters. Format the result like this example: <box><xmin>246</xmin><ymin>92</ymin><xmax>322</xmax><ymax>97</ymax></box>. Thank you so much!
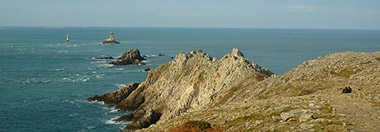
<box><xmin>109</xmin><ymin>49</ymin><xmax>146</xmax><ymax>66</ymax></box>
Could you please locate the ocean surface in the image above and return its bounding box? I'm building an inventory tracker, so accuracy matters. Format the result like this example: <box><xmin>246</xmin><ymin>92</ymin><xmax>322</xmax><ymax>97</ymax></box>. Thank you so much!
<box><xmin>1</xmin><ymin>27</ymin><xmax>379</xmax><ymax>131</ymax></box>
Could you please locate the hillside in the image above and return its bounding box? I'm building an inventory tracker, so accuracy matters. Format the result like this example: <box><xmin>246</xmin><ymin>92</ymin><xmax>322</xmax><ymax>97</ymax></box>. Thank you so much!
<box><xmin>89</xmin><ymin>49</ymin><xmax>380</xmax><ymax>132</ymax></box>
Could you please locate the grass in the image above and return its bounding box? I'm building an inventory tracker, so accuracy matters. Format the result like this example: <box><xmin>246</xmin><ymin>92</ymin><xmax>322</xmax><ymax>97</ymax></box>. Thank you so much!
<box><xmin>331</xmin><ymin>69</ymin><xmax>357</xmax><ymax>78</ymax></box>
<box><xmin>165</xmin><ymin>120</ymin><xmax>228</xmax><ymax>132</ymax></box>
<box><xmin>227</xmin><ymin>113</ymin><xmax>266</xmax><ymax>124</ymax></box>
<box><xmin>214</xmin><ymin>86</ymin><xmax>240</xmax><ymax>106</ymax></box>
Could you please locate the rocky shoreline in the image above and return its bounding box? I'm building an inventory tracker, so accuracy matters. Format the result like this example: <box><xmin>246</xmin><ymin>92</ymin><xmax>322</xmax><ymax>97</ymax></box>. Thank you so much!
<box><xmin>89</xmin><ymin>49</ymin><xmax>380</xmax><ymax>131</ymax></box>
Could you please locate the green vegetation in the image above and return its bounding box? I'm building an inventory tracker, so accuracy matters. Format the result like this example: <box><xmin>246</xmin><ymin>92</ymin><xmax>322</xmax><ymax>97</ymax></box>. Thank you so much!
<box><xmin>227</xmin><ymin>113</ymin><xmax>266</xmax><ymax>124</ymax></box>
<box><xmin>336</xmin><ymin>69</ymin><xmax>357</xmax><ymax>78</ymax></box>
<box><xmin>214</xmin><ymin>86</ymin><xmax>240</xmax><ymax>106</ymax></box>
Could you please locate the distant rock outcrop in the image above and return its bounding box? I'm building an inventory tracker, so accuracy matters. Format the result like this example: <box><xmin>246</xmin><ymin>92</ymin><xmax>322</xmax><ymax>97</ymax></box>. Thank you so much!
<box><xmin>89</xmin><ymin>48</ymin><xmax>273</xmax><ymax>130</ymax></box>
<box><xmin>95</xmin><ymin>57</ymin><xmax>114</xmax><ymax>60</ymax></box>
<box><xmin>109</xmin><ymin>49</ymin><xmax>146</xmax><ymax>66</ymax></box>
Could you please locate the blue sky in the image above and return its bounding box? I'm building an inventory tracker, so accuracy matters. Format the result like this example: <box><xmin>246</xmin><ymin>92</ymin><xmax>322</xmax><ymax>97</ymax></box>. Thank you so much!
<box><xmin>1</xmin><ymin>0</ymin><xmax>379</xmax><ymax>29</ymax></box>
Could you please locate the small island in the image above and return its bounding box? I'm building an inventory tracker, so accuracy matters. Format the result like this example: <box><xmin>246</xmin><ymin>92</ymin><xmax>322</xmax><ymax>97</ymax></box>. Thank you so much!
<box><xmin>103</xmin><ymin>32</ymin><xmax>120</xmax><ymax>44</ymax></box>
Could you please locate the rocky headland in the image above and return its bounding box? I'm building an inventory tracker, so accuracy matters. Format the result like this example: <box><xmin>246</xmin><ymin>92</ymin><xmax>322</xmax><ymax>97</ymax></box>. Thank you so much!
<box><xmin>109</xmin><ymin>49</ymin><xmax>146</xmax><ymax>66</ymax></box>
<box><xmin>89</xmin><ymin>49</ymin><xmax>380</xmax><ymax>132</ymax></box>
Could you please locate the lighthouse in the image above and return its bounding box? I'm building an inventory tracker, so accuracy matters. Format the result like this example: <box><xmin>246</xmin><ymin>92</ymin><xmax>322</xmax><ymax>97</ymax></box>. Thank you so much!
<box><xmin>103</xmin><ymin>31</ymin><xmax>120</xmax><ymax>44</ymax></box>
<box><xmin>110</xmin><ymin>32</ymin><xmax>114</xmax><ymax>41</ymax></box>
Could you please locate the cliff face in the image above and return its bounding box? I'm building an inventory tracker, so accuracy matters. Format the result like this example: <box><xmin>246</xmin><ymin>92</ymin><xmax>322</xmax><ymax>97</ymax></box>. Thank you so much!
<box><xmin>90</xmin><ymin>49</ymin><xmax>380</xmax><ymax>132</ymax></box>
<box><xmin>89</xmin><ymin>48</ymin><xmax>273</xmax><ymax>130</ymax></box>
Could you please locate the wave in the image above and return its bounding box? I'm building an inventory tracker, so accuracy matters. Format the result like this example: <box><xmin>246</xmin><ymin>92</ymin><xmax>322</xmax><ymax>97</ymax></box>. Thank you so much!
<box><xmin>88</xmin><ymin>100</ymin><xmax>105</xmax><ymax>105</ymax></box>
<box><xmin>105</xmin><ymin>116</ymin><xmax>131</xmax><ymax>125</ymax></box>
<box><xmin>99</xmin><ymin>64</ymin><xmax>114</xmax><ymax>67</ymax></box>
<box><xmin>141</xmin><ymin>60</ymin><xmax>150</xmax><ymax>63</ymax></box>
<box><xmin>57</xmin><ymin>50</ymin><xmax>68</xmax><ymax>53</ymax></box>
<box><xmin>114</xmin><ymin>68</ymin><xmax>123</xmax><ymax>71</ymax></box>
<box><xmin>48</xmin><ymin>68</ymin><xmax>65</xmax><ymax>71</ymax></box>
<box><xmin>91</xmin><ymin>60</ymin><xmax>106</xmax><ymax>64</ymax></box>
<box><xmin>108</xmin><ymin>107</ymin><xmax>119</xmax><ymax>113</ymax></box>
<box><xmin>114</xmin><ymin>83</ymin><xmax>126</xmax><ymax>88</ymax></box>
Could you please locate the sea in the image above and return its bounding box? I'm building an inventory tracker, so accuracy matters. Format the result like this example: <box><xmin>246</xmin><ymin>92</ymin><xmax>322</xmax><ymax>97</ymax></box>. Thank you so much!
<box><xmin>1</xmin><ymin>27</ymin><xmax>379</xmax><ymax>132</ymax></box>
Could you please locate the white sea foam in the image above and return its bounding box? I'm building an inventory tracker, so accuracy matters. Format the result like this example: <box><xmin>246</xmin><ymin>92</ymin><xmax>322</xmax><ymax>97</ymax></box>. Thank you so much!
<box><xmin>95</xmin><ymin>74</ymin><xmax>104</xmax><ymax>78</ymax></box>
<box><xmin>57</xmin><ymin>50</ymin><xmax>68</xmax><ymax>53</ymax></box>
<box><xmin>105</xmin><ymin>117</ymin><xmax>131</xmax><ymax>125</ymax></box>
<box><xmin>89</xmin><ymin>100</ymin><xmax>105</xmax><ymax>105</ymax></box>
<box><xmin>114</xmin><ymin>83</ymin><xmax>126</xmax><ymax>88</ymax></box>
<box><xmin>48</xmin><ymin>68</ymin><xmax>65</xmax><ymax>71</ymax></box>
<box><xmin>91</xmin><ymin>60</ymin><xmax>106</xmax><ymax>64</ymax></box>
<box><xmin>108</xmin><ymin>107</ymin><xmax>119</xmax><ymax>113</ymax></box>
<box><xmin>114</xmin><ymin>68</ymin><xmax>123</xmax><ymax>70</ymax></box>
<box><xmin>99</xmin><ymin>64</ymin><xmax>114</xmax><ymax>67</ymax></box>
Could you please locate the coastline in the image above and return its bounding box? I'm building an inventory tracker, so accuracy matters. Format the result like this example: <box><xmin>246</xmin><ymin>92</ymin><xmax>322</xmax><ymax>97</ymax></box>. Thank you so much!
<box><xmin>89</xmin><ymin>49</ymin><xmax>380</xmax><ymax>131</ymax></box>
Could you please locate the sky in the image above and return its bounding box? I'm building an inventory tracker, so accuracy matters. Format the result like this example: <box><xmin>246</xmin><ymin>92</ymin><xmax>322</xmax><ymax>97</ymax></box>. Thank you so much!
<box><xmin>0</xmin><ymin>0</ymin><xmax>379</xmax><ymax>29</ymax></box>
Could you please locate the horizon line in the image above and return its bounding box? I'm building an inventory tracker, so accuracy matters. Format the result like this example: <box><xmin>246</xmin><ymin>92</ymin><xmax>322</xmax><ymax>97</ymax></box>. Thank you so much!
<box><xmin>1</xmin><ymin>26</ymin><xmax>380</xmax><ymax>31</ymax></box>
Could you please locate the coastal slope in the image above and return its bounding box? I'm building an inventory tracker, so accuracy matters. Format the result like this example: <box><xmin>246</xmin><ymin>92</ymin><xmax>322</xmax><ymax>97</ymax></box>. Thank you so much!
<box><xmin>140</xmin><ymin>51</ymin><xmax>380</xmax><ymax>132</ymax></box>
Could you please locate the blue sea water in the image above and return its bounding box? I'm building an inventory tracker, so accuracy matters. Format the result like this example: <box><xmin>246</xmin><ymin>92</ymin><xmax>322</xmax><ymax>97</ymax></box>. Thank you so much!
<box><xmin>0</xmin><ymin>27</ymin><xmax>379</xmax><ymax>131</ymax></box>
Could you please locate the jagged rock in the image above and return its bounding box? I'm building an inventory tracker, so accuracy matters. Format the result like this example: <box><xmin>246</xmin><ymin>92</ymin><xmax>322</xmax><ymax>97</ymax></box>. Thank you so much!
<box><xmin>144</xmin><ymin>68</ymin><xmax>151</xmax><ymax>72</ymax></box>
<box><xmin>158</xmin><ymin>53</ymin><xmax>165</xmax><ymax>56</ymax></box>
<box><xmin>124</xmin><ymin>108</ymin><xmax>162</xmax><ymax>131</ymax></box>
<box><xmin>90</xmin><ymin>48</ymin><xmax>273</xmax><ymax>130</ymax></box>
<box><xmin>87</xmin><ymin>83</ymin><xmax>139</xmax><ymax>105</ymax></box>
<box><xmin>109</xmin><ymin>49</ymin><xmax>146</xmax><ymax>66</ymax></box>
<box><xmin>95</xmin><ymin>57</ymin><xmax>114</xmax><ymax>60</ymax></box>
<box><xmin>280</xmin><ymin>109</ymin><xmax>312</xmax><ymax>121</ymax></box>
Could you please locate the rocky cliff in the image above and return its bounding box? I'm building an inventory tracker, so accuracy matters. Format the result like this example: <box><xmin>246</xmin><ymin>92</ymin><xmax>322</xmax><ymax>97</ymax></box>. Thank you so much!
<box><xmin>90</xmin><ymin>49</ymin><xmax>380</xmax><ymax>132</ymax></box>
<box><xmin>89</xmin><ymin>48</ymin><xmax>273</xmax><ymax>130</ymax></box>
<box><xmin>140</xmin><ymin>51</ymin><xmax>380</xmax><ymax>132</ymax></box>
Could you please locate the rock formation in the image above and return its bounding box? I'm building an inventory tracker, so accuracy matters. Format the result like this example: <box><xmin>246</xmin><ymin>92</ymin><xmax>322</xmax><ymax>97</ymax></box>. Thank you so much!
<box><xmin>109</xmin><ymin>49</ymin><xmax>146</xmax><ymax>66</ymax></box>
<box><xmin>95</xmin><ymin>57</ymin><xmax>114</xmax><ymax>60</ymax></box>
<box><xmin>89</xmin><ymin>48</ymin><xmax>273</xmax><ymax>130</ymax></box>
<box><xmin>90</xmin><ymin>50</ymin><xmax>380</xmax><ymax>132</ymax></box>
<box><xmin>140</xmin><ymin>51</ymin><xmax>380</xmax><ymax>132</ymax></box>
